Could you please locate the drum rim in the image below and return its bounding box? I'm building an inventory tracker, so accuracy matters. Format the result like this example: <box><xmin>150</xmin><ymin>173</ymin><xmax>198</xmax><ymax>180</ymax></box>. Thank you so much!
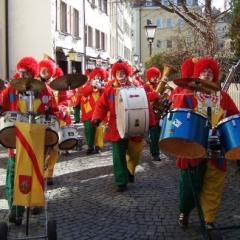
<box><xmin>217</xmin><ymin>114</ymin><xmax>240</xmax><ymax>126</ymax></box>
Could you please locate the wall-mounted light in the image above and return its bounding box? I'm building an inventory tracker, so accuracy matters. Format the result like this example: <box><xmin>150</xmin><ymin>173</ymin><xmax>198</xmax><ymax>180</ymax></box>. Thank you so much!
<box><xmin>68</xmin><ymin>48</ymin><xmax>77</xmax><ymax>61</ymax></box>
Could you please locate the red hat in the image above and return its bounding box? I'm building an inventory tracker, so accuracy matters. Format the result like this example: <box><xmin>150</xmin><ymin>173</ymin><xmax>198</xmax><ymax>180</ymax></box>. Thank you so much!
<box><xmin>13</xmin><ymin>72</ymin><xmax>20</xmax><ymax>79</ymax></box>
<box><xmin>16</xmin><ymin>56</ymin><xmax>39</xmax><ymax>77</ymax></box>
<box><xmin>111</xmin><ymin>59</ymin><xmax>130</xmax><ymax>78</ymax></box>
<box><xmin>38</xmin><ymin>59</ymin><xmax>55</xmax><ymax>76</ymax></box>
<box><xmin>181</xmin><ymin>57</ymin><xmax>198</xmax><ymax>78</ymax></box>
<box><xmin>90</xmin><ymin>67</ymin><xmax>106</xmax><ymax>80</ymax></box>
<box><xmin>146</xmin><ymin>67</ymin><xmax>161</xmax><ymax>80</ymax></box>
<box><xmin>193</xmin><ymin>57</ymin><xmax>220</xmax><ymax>82</ymax></box>
<box><xmin>52</xmin><ymin>67</ymin><xmax>64</xmax><ymax>79</ymax></box>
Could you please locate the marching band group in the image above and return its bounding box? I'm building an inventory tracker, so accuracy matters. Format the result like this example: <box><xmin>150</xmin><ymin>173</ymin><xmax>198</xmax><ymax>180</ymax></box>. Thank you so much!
<box><xmin>1</xmin><ymin>54</ymin><xmax>240</xmax><ymax>237</ymax></box>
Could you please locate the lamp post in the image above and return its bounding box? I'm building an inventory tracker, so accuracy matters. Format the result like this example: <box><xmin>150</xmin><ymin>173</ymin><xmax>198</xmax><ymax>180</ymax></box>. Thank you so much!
<box><xmin>144</xmin><ymin>21</ymin><xmax>157</xmax><ymax>57</ymax></box>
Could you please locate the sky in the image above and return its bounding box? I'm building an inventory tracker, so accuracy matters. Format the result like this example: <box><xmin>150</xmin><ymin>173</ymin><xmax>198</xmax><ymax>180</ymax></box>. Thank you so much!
<box><xmin>212</xmin><ymin>0</ymin><xmax>227</xmax><ymax>10</ymax></box>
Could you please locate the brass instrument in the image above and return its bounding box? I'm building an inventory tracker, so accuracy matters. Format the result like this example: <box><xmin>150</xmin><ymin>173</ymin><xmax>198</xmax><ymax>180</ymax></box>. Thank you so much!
<box><xmin>152</xmin><ymin>63</ymin><xmax>178</xmax><ymax>118</ymax></box>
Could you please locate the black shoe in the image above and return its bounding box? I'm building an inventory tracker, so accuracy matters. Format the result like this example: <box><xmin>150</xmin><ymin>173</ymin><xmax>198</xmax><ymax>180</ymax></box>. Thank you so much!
<box><xmin>153</xmin><ymin>155</ymin><xmax>161</xmax><ymax>161</ymax></box>
<box><xmin>74</xmin><ymin>121</ymin><xmax>80</xmax><ymax>124</ymax></box>
<box><xmin>127</xmin><ymin>170</ymin><xmax>134</xmax><ymax>183</ymax></box>
<box><xmin>47</xmin><ymin>177</ymin><xmax>54</xmax><ymax>186</ymax></box>
<box><xmin>63</xmin><ymin>150</ymin><xmax>69</xmax><ymax>156</ymax></box>
<box><xmin>94</xmin><ymin>146</ymin><xmax>101</xmax><ymax>154</ymax></box>
<box><xmin>9</xmin><ymin>211</ymin><xmax>24</xmax><ymax>226</ymax></box>
<box><xmin>117</xmin><ymin>184</ymin><xmax>127</xmax><ymax>192</ymax></box>
<box><xmin>86</xmin><ymin>148</ymin><xmax>94</xmax><ymax>155</ymax></box>
<box><xmin>178</xmin><ymin>213</ymin><xmax>189</xmax><ymax>228</ymax></box>
<box><xmin>31</xmin><ymin>207</ymin><xmax>43</xmax><ymax>215</ymax></box>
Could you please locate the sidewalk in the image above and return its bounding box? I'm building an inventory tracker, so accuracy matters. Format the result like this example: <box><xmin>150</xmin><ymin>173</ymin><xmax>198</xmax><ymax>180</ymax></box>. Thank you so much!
<box><xmin>0</xmin><ymin>130</ymin><xmax>240</xmax><ymax>239</ymax></box>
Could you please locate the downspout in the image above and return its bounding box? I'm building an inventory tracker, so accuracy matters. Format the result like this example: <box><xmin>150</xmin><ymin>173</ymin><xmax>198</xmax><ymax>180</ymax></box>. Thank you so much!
<box><xmin>83</xmin><ymin>0</ymin><xmax>86</xmax><ymax>71</ymax></box>
<box><xmin>5</xmin><ymin>0</ymin><xmax>9</xmax><ymax>79</ymax></box>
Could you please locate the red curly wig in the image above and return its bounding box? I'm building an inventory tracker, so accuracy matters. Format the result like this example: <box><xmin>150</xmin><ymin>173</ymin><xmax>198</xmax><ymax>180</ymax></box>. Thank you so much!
<box><xmin>17</xmin><ymin>56</ymin><xmax>39</xmax><ymax>77</ymax></box>
<box><xmin>90</xmin><ymin>67</ymin><xmax>106</xmax><ymax>80</ymax></box>
<box><xmin>193</xmin><ymin>57</ymin><xmax>220</xmax><ymax>82</ymax></box>
<box><xmin>52</xmin><ymin>67</ymin><xmax>64</xmax><ymax>79</ymax></box>
<box><xmin>111</xmin><ymin>59</ymin><xmax>130</xmax><ymax>78</ymax></box>
<box><xmin>181</xmin><ymin>57</ymin><xmax>198</xmax><ymax>78</ymax></box>
<box><xmin>38</xmin><ymin>59</ymin><xmax>55</xmax><ymax>77</ymax></box>
<box><xmin>146</xmin><ymin>67</ymin><xmax>161</xmax><ymax>80</ymax></box>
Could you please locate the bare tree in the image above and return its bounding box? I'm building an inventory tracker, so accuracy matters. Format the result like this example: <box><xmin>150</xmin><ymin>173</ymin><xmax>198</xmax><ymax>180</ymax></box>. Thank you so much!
<box><xmin>133</xmin><ymin>0</ymin><xmax>230</xmax><ymax>56</ymax></box>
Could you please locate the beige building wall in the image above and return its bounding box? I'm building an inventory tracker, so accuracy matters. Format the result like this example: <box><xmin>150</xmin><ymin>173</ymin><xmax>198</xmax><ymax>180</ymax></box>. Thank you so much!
<box><xmin>0</xmin><ymin>1</ymin><xmax>6</xmax><ymax>79</ymax></box>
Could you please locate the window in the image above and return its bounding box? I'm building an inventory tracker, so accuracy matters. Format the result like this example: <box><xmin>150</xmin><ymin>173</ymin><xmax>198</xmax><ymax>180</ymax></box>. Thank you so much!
<box><xmin>95</xmin><ymin>29</ymin><xmax>100</xmax><ymax>49</ymax></box>
<box><xmin>166</xmin><ymin>18</ymin><xmax>172</xmax><ymax>28</ymax></box>
<box><xmin>186</xmin><ymin>0</ymin><xmax>193</xmax><ymax>5</ymax></box>
<box><xmin>156</xmin><ymin>19</ymin><xmax>162</xmax><ymax>28</ymax></box>
<box><xmin>162</xmin><ymin>0</ymin><xmax>169</xmax><ymax>6</ymax></box>
<box><xmin>73</xmin><ymin>9</ymin><xmax>79</xmax><ymax>37</ymax></box>
<box><xmin>156</xmin><ymin>40</ymin><xmax>162</xmax><ymax>48</ymax></box>
<box><xmin>60</xmin><ymin>1</ymin><xmax>67</xmax><ymax>33</ymax></box>
<box><xmin>87</xmin><ymin>26</ymin><xmax>93</xmax><ymax>47</ymax></box>
<box><xmin>167</xmin><ymin>40</ymin><xmax>172</xmax><ymax>48</ymax></box>
<box><xmin>177</xmin><ymin>18</ymin><xmax>183</xmax><ymax>27</ymax></box>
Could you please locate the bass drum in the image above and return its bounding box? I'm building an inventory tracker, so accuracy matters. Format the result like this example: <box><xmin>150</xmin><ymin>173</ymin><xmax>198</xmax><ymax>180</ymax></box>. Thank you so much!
<box><xmin>159</xmin><ymin>108</ymin><xmax>211</xmax><ymax>158</ymax></box>
<box><xmin>216</xmin><ymin>114</ymin><xmax>240</xmax><ymax>160</ymax></box>
<box><xmin>58</xmin><ymin>126</ymin><xmax>78</xmax><ymax>150</ymax></box>
<box><xmin>115</xmin><ymin>87</ymin><xmax>149</xmax><ymax>138</ymax></box>
<box><xmin>0</xmin><ymin>111</ymin><xmax>29</xmax><ymax>148</ymax></box>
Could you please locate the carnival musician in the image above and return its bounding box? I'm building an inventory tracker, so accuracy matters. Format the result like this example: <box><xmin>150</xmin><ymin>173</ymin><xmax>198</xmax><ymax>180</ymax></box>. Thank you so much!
<box><xmin>81</xmin><ymin>67</ymin><xmax>106</xmax><ymax>154</ymax></box>
<box><xmin>91</xmin><ymin>59</ymin><xmax>155</xmax><ymax>192</ymax></box>
<box><xmin>1</xmin><ymin>56</ymin><xmax>59</xmax><ymax>225</ymax></box>
<box><xmin>172</xmin><ymin>57</ymin><xmax>240</xmax><ymax>229</ymax></box>
<box><xmin>143</xmin><ymin>67</ymin><xmax>163</xmax><ymax>161</ymax></box>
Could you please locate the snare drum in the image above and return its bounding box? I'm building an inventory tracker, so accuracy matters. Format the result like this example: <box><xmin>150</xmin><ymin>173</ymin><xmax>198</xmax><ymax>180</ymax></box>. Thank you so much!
<box><xmin>115</xmin><ymin>87</ymin><xmax>149</xmax><ymax>138</ymax></box>
<box><xmin>0</xmin><ymin>111</ymin><xmax>29</xmax><ymax>148</ymax></box>
<box><xmin>216</xmin><ymin>114</ymin><xmax>240</xmax><ymax>160</ymax></box>
<box><xmin>34</xmin><ymin>115</ymin><xmax>59</xmax><ymax>147</ymax></box>
<box><xmin>159</xmin><ymin>108</ymin><xmax>211</xmax><ymax>158</ymax></box>
<box><xmin>207</xmin><ymin>135</ymin><xmax>223</xmax><ymax>158</ymax></box>
<box><xmin>58</xmin><ymin>126</ymin><xmax>78</xmax><ymax>150</ymax></box>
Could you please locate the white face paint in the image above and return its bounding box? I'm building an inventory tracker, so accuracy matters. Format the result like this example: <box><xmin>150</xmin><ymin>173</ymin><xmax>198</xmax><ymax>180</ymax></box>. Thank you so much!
<box><xmin>18</xmin><ymin>68</ymin><xmax>32</xmax><ymax>78</ymax></box>
<box><xmin>116</xmin><ymin>70</ymin><xmax>127</xmax><ymax>85</ymax></box>
<box><xmin>40</xmin><ymin>67</ymin><xmax>51</xmax><ymax>80</ymax></box>
<box><xmin>150</xmin><ymin>75</ymin><xmax>159</xmax><ymax>84</ymax></box>
<box><xmin>199</xmin><ymin>68</ymin><xmax>213</xmax><ymax>81</ymax></box>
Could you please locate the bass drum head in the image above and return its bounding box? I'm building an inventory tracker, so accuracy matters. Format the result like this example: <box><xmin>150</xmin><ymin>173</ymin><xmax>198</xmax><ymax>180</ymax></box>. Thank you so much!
<box><xmin>45</xmin><ymin>129</ymin><xmax>59</xmax><ymax>147</ymax></box>
<box><xmin>115</xmin><ymin>87</ymin><xmax>149</xmax><ymax>138</ymax></box>
<box><xmin>59</xmin><ymin>139</ymin><xmax>78</xmax><ymax>150</ymax></box>
<box><xmin>0</xmin><ymin>127</ymin><xmax>16</xmax><ymax>149</ymax></box>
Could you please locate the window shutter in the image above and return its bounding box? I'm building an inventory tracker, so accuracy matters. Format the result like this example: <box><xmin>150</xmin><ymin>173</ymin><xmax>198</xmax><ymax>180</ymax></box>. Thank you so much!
<box><xmin>67</xmin><ymin>4</ymin><xmax>71</xmax><ymax>34</ymax></box>
<box><xmin>56</xmin><ymin>0</ymin><xmax>61</xmax><ymax>31</ymax></box>
<box><xmin>70</xmin><ymin>6</ymin><xmax>74</xmax><ymax>35</ymax></box>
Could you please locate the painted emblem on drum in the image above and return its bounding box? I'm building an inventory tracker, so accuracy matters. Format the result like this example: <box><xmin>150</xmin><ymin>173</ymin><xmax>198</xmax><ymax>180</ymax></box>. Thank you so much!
<box><xmin>134</xmin><ymin>119</ymin><xmax>139</xmax><ymax>127</ymax></box>
<box><xmin>19</xmin><ymin>175</ymin><xmax>32</xmax><ymax>194</ymax></box>
<box><xmin>129</xmin><ymin>94</ymin><xmax>140</xmax><ymax>98</ymax></box>
<box><xmin>173</xmin><ymin>119</ymin><xmax>182</xmax><ymax>127</ymax></box>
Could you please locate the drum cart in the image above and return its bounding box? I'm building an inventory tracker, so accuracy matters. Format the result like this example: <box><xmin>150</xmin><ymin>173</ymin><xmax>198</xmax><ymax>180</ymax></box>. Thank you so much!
<box><xmin>0</xmin><ymin>82</ymin><xmax>57</xmax><ymax>240</ymax></box>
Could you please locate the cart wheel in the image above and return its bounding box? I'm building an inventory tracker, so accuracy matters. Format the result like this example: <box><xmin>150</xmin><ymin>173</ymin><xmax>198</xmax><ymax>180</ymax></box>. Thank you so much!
<box><xmin>47</xmin><ymin>219</ymin><xmax>57</xmax><ymax>240</ymax></box>
<box><xmin>0</xmin><ymin>222</ymin><xmax>8</xmax><ymax>240</ymax></box>
<box><xmin>209</xmin><ymin>230</ymin><xmax>223</xmax><ymax>240</ymax></box>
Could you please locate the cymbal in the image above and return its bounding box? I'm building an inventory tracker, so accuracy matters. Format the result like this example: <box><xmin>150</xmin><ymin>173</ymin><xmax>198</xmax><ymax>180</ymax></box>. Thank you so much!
<box><xmin>173</xmin><ymin>78</ymin><xmax>220</xmax><ymax>92</ymax></box>
<box><xmin>10</xmin><ymin>78</ymin><xmax>46</xmax><ymax>92</ymax></box>
<box><xmin>50</xmin><ymin>73</ymin><xmax>88</xmax><ymax>90</ymax></box>
<box><xmin>0</xmin><ymin>78</ymin><xmax>5</xmax><ymax>89</ymax></box>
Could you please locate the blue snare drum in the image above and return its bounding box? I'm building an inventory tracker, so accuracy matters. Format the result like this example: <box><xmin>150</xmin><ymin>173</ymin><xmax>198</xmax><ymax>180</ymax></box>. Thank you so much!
<box><xmin>159</xmin><ymin>108</ymin><xmax>211</xmax><ymax>158</ymax></box>
<box><xmin>216</xmin><ymin>114</ymin><xmax>240</xmax><ymax>160</ymax></box>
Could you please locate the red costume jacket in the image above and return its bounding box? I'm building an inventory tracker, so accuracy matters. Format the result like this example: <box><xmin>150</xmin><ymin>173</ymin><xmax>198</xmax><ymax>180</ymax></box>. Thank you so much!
<box><xmin>91</xmin><ymin>78</ymin><xmax>155</xmax><ymax>142</ymax></box>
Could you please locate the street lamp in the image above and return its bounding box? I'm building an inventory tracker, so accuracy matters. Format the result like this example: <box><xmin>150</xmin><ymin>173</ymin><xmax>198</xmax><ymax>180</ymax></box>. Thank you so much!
<box><xmin>68</xmin><ymin>48</ymin><xmax>77</xmax><ymax>61</ymax></box>
<box><xmin>144</xmin><ymin>21</ymin><xmax>157</xmax><ymax>57</ymax></box>
<box><xmin>133</xmin><ymin>53</ymin><xmax>139</xmax><ymax>65</ymax></box>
